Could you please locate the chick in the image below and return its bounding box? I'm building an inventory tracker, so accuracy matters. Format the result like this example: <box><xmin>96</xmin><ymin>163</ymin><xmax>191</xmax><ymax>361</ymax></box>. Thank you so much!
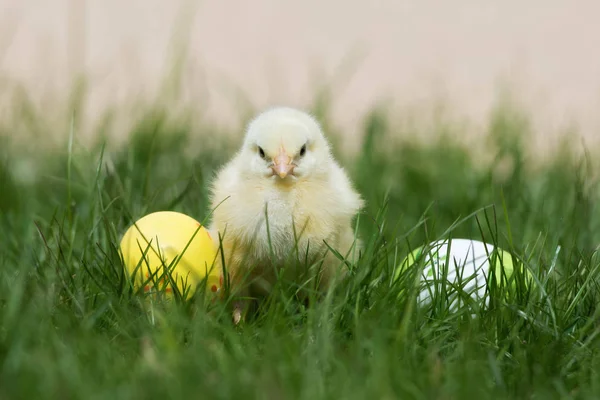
<box><xmin>208</xmin><ymin>106</ymin><xmax>363</xmax><ymax>323</ymax></box>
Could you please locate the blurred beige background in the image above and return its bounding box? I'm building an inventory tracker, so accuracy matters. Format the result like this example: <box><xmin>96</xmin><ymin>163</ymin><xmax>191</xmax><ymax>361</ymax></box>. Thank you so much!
<box><xmin>1</xmin><ymin>0</ymin><xmax>599</xmax><ymax>150</ymax></box>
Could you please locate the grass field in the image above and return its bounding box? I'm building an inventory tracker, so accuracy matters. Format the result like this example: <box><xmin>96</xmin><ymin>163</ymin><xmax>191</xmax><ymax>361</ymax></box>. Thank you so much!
<box><xmin>0</xmin><ymin>96</ymin><xmax>599</xmax><ymax>399</ymax></box>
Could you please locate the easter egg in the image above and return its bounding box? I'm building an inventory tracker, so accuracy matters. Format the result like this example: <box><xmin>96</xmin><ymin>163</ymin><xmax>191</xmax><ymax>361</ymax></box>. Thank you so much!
<box><xmin>394</xmin><ymin>238</ymin><xmax>532</xmax><ymax>309</ymax></box>
<box><xmin>119</xmin><ymin>211</ymin><xmax>222</xmax><ymax>299</ymax></box>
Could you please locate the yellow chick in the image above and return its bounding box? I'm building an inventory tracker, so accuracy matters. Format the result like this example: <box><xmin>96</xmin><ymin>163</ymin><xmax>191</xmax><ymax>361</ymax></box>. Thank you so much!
<box><xmin>207</xmin><ymin>106</ymin><xmax>363</xmax><ymax>323</ymax></box>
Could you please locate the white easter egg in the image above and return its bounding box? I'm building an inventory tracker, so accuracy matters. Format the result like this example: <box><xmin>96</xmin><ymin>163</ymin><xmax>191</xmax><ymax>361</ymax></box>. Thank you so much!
<box><xmin>395</xmin><ymin>238</ymin><xmax>529</xmax><ymax>310</ymax></box>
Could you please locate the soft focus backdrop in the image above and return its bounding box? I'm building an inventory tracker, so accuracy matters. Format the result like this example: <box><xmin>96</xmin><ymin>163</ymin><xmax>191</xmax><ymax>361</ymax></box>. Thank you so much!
<box><xmin>1</xmin><ymin>0</ymin><xmax>599</xmax><ymax>152</ymax></box>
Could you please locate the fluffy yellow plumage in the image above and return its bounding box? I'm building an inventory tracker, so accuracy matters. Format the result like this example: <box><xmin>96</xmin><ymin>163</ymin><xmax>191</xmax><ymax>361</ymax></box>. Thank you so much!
<box><xmin>207</xmin><ymin>106</ymin><xmax>363</xmax><ymax>323</ymax></box>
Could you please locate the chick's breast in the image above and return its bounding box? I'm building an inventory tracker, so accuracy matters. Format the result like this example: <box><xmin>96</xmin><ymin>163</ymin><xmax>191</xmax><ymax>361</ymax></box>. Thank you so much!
<box><xmin>209</xmin><ymin>159</ymin><xmax>362</xmax><ymax>286</ymax></box>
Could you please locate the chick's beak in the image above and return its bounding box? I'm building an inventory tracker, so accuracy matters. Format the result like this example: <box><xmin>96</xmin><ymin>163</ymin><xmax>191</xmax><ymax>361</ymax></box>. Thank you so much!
<box><xmin>272</xmin><ymin>148</ymin><xmax>294</xmax><ymax>178</ymax></box>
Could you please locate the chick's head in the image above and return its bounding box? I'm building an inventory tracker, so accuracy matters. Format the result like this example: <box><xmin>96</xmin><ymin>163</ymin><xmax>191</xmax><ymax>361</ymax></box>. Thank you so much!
<box><xmin>240</xmin><ymin>107</ymin><xmax>331</xmax><ymax>182</ymax></box>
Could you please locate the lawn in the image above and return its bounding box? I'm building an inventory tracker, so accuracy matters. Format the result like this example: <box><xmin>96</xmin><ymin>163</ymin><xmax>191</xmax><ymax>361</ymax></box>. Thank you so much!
<box><xmin>0</xmin><ymin>95</ymin><xmax>599</xmax><ymax>399</ymax></box>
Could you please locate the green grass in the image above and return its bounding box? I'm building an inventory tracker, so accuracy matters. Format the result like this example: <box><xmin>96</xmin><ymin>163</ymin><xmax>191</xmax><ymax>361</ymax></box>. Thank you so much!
<box><xmin>0</xmin><ymin>97</ymin><xmax>599</xmax><ymax>400</ymax></box>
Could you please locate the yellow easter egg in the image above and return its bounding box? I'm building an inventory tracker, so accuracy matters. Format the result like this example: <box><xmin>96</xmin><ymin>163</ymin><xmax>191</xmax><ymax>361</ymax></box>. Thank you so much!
<box><xmin>119</xmin><ymin>211</ymin><xmax>222</xmax><ymax>299</ymax></box>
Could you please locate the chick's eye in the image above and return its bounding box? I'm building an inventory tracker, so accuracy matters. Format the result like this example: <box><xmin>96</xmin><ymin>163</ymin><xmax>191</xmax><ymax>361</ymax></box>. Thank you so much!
<box><xmin>258</xmin><ymin>146</ymin><xmax>266</xmax><ymax>159</ymax></box>
<box><xmin>299</xmin><ymin>144</ymin><xmax>307</xmax><ymax>157</ymax></box>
